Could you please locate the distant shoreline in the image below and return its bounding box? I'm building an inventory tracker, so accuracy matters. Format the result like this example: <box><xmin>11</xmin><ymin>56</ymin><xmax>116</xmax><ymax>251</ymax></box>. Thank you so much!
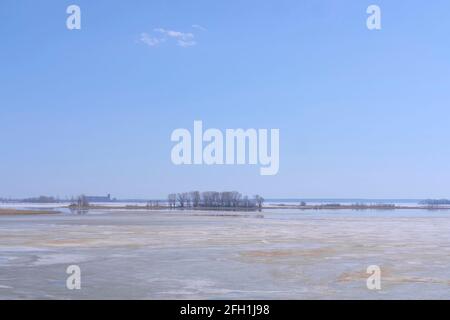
<box><xmin>266</xmin><ymin>204</ymin><xmax>450</xmax><ymax>210</ymax></box>
<box><xmin>0</xmin><ymin>209</ymin><xmax>60</xmax><ymax>216</ymax></box>
<box><xmin>67</xmin><ymin>203</ymin><xmax>450</xmax><ymax>212</ymax></box>
<box><xmin>2</xmin><ymin>203</ymin><xmax>450</xmax><ymax>216</ymax></box>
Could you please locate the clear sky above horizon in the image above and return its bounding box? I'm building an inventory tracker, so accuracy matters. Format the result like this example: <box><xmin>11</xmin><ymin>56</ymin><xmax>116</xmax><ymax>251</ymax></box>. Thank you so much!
<box><xmin>1</xmin><ymin>0</ymin><xmax>450</xmax><ymax>199</ymax></box>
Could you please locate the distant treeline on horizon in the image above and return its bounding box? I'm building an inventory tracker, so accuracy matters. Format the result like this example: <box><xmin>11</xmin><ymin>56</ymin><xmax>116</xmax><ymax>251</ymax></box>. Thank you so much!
<box><xmin>1</xmin><ymin>196</ymin><xmax>449</xmax><ymax>206</ymax></box>
<box><xmin>419</xmin><ymin>199</ymin><xmax>450</xmax><ymax>205</ymax></box>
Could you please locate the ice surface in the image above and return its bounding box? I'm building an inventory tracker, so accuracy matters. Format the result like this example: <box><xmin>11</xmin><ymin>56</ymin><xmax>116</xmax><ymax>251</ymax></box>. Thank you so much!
<box><xmin>0</xmin><ymin>209</ymin><xmax>449</xmax><ymax>299</ymax></box>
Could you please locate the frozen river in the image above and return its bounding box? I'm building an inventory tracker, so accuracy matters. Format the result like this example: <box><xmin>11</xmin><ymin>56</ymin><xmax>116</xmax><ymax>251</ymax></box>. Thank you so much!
<box><xmin>0</xmin><ymin>209</ymin><xmax>449</xmax><ymax>299</ymax></box>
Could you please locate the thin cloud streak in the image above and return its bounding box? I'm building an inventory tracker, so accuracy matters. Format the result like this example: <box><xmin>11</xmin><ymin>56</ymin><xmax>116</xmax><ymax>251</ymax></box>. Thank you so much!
<box><xmin>139</xmin><ymin>33</ymin><xmax>162</xmax><ymax>47</ymax></box>
<box><xmin>154</xmin><ymin>28</ymin><xmax>196</xmax><ymax>47</ymax></box>
<box><xmin>139</xmin><ymin>25</ymin><xmax>205</xmax><ymax>48</ymax></box>
<box><xmin>192</xmin><ymin>24</ymin><xmax>207</xmax><ymax>31</ymax></box>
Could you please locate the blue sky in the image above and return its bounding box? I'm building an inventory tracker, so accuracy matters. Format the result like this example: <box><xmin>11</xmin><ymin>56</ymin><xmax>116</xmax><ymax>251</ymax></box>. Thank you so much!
<box><xmin>1</xmin><ymin>0</ymin><xmax>450</xmax><ymax>199</ymax></box>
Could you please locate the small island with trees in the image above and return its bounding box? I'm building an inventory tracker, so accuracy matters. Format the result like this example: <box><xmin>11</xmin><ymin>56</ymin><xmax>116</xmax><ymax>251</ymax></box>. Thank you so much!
<box><xmin>67</xmin><ymin>191</ymin><xmax>264</xmax><ymax>212</ymax></box>
<box><xmin>167</xmin><ymin>191</ymin><xmax>264</xmax><ymax>211</ymax></box>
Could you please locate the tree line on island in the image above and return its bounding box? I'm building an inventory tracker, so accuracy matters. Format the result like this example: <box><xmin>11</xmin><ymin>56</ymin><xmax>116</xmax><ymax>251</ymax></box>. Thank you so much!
<box><xmin>419</xmin><ymin>199</ymin><xmax>450</xmax><ymax>205</ymax></box>
<box><xmin>64</xmin><ymin>191</ymin><xmax>264</xmax><ymax>212</ymax></box>
<box><xmin>167</xmin><ymin>191</ymin><xmax>264</xmax><ymax>210</ymax></box>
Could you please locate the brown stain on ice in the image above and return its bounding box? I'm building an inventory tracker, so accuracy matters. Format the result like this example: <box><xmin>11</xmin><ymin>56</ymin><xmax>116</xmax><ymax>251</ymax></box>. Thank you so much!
<box><xmin>240</xmin><ymin>247</ymin><xmax>335</xmax><ymax>263</ymax></box>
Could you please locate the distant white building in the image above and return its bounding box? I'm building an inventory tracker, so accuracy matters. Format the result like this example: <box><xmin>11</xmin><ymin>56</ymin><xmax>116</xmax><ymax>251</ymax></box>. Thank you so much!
<box><xmin>85</xmin><ymin>194</ymin><xmax>112</xmax><ymax>202</ymax></box>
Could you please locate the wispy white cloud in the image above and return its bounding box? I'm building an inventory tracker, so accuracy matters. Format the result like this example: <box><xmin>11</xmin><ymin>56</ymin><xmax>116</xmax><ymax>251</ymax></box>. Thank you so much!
<box><xmin>139</xmin><ymin>25</ymin><xmax>205</xmax><ymax>48</ymax></box>
<box><xmin>192</xmin><ymin>24</ymin><xmax>207</xmax><ymax>32</ymax></box>
<box><xmin>139</xmin><ymin>33</ymin><xmax>162</xmax><ymax>47</ymax></box>
<box><xmin>154</xmin><ymin>28</ymin><xmax>196</xmax><ymax>47</ymax></box>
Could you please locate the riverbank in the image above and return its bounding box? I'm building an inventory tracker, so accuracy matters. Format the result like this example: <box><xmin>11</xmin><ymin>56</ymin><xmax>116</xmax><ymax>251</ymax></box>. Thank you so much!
<box><xmin>2</xmin><ymin>202</ymin><xmax>450</xmax><ymax>215</ymax></box>
<box><xmin>0</xmin><ymin>209</ymin><xmax>60</xmax><ymax>216</ymax></box>
<box><xmin>265</xmin><ymin>204</ymin><xmax>450</xmax><ymax>210</ymax></box>
<box><xmin>66</xmin><ymin>203</ymin><xmax>450</xmax><ymax>211</ymax></box>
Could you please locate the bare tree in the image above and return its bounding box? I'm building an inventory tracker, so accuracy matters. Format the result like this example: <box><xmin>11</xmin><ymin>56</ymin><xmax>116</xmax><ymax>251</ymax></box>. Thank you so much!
<box><xmin>254</xmin><ymin>195</ymin><xmax>264</xmax><ymax>211</ymax></box>
<box><xmin>201</xmin><ymin>191</ymin><xmax>213</xmax><ymax>207</ymax></box>
<box><xmin>221</xmin><ymin>192</ymin><xmax>233</xmax><ymax>207</ymax></box>
<box><xmin>76</xmin><ymin>195</ymin><xmax>89</xmax><ymax>208</ymax></box>
<box><xmin>177</xmin><ymin>192</ymin><xmax>188</xmax><ymax>208</ymax></box>
<box><xmin>242</xmin><ymin>195</ymin><xmax>249</xmax><ymax>207</ymax></box>
<box><xmin>189</xmin><ymin>191</ymin><xmax>201</xmax><ymax>207</ymax></box>
<box><xmin>231</xmin><ymin>191</ymin><xmax>242</xmax><ymax>207</ymax></box>
<box><xmin>168</xmin><ymin>194</ymin><xmax>177</xmax><ymax>209</ymax></box>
